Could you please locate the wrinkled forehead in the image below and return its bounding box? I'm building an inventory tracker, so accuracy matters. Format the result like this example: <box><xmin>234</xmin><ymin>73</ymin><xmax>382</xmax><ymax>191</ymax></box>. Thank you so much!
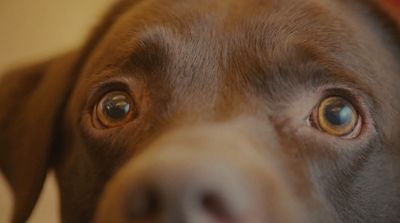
<box><xmin>85</xmin><ymin>0</ymin><xmax>364</xmax><ymax>72</ymax></box>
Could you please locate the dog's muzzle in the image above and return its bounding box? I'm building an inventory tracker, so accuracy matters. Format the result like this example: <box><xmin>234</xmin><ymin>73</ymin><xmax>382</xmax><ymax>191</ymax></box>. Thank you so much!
<box><xmin>94</xmin><ymin>118</ymin><xmax>307</xmax><ymax>223</ymax></box>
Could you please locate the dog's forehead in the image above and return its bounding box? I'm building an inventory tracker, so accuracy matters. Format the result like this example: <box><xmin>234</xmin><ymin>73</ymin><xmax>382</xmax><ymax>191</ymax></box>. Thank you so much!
<box><xmin>87</xmin><ymin>0</ymin><xmax>355</xmax><ymax>72</ymax></box>
<box><xmin>78</xmin><ymin>0</ymin><xmax>399</xmax><ymax>116</ymax></box>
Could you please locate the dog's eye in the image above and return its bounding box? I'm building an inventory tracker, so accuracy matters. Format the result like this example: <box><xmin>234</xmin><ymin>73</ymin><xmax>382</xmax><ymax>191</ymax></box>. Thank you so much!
<box><xmin>310</xmin><ymin>96</ymin><xmax>361</xmax><ymax>138</ymax></box>
<box><xmin>95</xmin><ymin>91</ymin><xmax>135</xmax><ymax>128</ymax></box>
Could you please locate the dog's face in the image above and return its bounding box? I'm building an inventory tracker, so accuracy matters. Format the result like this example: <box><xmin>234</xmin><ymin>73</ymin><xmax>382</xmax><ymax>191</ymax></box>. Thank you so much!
<box><xmin>1</xmin><ymin>0</ymin><xmax>400</xmax><ymax>223</ymax></box>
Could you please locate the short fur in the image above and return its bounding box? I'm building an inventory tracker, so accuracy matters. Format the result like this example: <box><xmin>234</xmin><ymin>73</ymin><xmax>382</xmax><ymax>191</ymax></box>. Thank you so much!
<box><xmin>1</xmin><ymin>0</ymin><xmax>400</xmax><ymax>222</ymax></box>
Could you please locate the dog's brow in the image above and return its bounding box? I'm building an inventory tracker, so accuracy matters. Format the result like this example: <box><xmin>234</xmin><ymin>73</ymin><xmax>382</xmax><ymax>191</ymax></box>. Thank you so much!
<box><xmin>122</xmin><ymin>37</ymin><xmax>168</xmax><ymax>73</ymax></box>
<box><xmin>241</xmin><ymin>42</ymin><xmax>376</xmax><ymax>104</ymax></box>
<box><xmin>296</xmin><ymin>43</ymin><xmax>375</xmax><ymax>97</ymax></box>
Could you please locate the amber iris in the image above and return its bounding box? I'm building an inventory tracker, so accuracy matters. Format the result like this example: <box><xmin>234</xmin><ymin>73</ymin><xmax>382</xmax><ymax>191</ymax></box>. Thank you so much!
<box><xmin>316</xmin><ymin>96</ymin><xmax>359</xmax><ymax>137</ymax></box>
<box><xmin>96</xmin><ymin>91</ymin><xmax>134</xmax><ymax>127</ymax></box>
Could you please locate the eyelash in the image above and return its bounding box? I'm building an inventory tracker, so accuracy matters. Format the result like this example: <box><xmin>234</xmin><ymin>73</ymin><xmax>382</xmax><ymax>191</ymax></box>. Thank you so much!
<box><xmin>324</xmin><ymin>89</ymin><xmax>366</xmax><ymax>116</ymax></box>
<box><xmin>88</xmin><ymin>81</ymin><xmax>134</xmax><ymax>109</ymax></box>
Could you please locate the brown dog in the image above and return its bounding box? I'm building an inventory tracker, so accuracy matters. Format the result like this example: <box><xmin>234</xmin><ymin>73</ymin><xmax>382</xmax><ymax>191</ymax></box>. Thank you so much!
<box><xmin>1</xmin><ymin>0</ymin><xmax>400</xmax><ymax>222</ymax></box>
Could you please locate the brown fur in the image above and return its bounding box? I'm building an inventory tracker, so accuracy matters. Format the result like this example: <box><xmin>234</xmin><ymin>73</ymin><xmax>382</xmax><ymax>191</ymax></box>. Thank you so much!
<box><xmin>1</xmin><ymin>0</ymin><xmax>400</xmax><ymax>222</ymax></box>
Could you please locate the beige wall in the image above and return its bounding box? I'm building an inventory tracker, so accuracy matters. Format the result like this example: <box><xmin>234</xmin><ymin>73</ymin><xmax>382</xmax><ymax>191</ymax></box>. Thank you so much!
<box><xmin>0</xmin><ymin>0</ymin><xmax>113</xmax><ymax>72</ymax></box>
<box><xmin>0</xmin><ymin>1</ymin><xmax>113</xmax><ymax>222</ymax></box>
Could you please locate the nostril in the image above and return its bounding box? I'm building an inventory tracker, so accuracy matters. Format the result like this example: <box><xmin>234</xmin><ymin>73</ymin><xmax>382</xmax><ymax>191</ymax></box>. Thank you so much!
<box><xmin>201</xmin><ymin>192</ymin><xmax>233</xmax><ymax>221</ymax></box>
<box><xmin>127</xmin><ymin>188</ymin><xmax>161</xmax><ymax>220</ymax></box>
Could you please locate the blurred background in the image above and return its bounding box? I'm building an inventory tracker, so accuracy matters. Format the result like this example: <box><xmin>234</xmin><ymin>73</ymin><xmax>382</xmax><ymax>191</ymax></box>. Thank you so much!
<box><xmin>0</xmin><ymin>0</ymin><xmax>113</xmax><ymax>222</ymax></box>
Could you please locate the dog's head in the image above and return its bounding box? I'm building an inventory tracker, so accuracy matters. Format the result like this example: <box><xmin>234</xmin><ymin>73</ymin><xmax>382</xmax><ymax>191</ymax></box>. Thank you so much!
<box><xmin>1</xmin><ymin>0</ymin><xmax>400</xmax><ymax>222</ymax></box>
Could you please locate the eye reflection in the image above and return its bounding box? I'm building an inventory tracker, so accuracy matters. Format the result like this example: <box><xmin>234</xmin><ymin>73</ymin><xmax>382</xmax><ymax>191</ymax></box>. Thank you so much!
<box><xmin>103</xmin><ymin>94</ymin><xmax>131</xmax><ymax>120</ymax></box>
<box><xmin>95</xmin><ymin>91</ymin><xmax>135</xmax><ymax>128</ymax></box>
<box><xmin>313</xmin><ymin>96</ymin><xmax>360</xmax><ymax>137</ymax></box>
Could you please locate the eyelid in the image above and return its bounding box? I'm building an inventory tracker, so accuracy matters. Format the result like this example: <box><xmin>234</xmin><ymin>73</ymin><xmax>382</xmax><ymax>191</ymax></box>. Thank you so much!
<box><xmin>315</xmin><ymin>86</ymin><xmax>371</xmax><ymax>119</ymax></box>
<box><xmin>86</xmin><ymin>78</ymin><xmax>136</xmax><ymax>113</ymax></box>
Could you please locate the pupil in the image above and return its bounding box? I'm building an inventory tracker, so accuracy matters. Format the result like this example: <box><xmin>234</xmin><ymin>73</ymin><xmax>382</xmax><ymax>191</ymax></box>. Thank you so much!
<box><xmin>104</xmin><ymin>95</ymin><xmax>131</xmax><ymax>120</ymax></box>
<box><xmin>324</xmin><ymin>100</ymin><xmax>352</xmax><ymax>126</ymax></box>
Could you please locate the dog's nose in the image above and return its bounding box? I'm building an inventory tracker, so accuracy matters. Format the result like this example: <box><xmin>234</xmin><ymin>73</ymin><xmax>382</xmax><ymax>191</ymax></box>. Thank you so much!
<box><xmin>126</xmin><ymin>181</ymin><xmax>234</xmax><ymax>222</ymax></box>
<box><xmin>96</xmin><ymin>150</ymin><xmax>273</xmax><ymax>223</ymax></box>
<box><xmin>121</xmin><ymin>158</ymin><xmax>253</xmax><ymax>223</ymax></box>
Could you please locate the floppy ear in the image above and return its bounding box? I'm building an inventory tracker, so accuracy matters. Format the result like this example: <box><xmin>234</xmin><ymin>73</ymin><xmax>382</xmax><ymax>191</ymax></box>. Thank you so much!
<box><xmin>0</xmin><ymin>52</ymin><xmax>78</xmax><ymax>223</ymax></box>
